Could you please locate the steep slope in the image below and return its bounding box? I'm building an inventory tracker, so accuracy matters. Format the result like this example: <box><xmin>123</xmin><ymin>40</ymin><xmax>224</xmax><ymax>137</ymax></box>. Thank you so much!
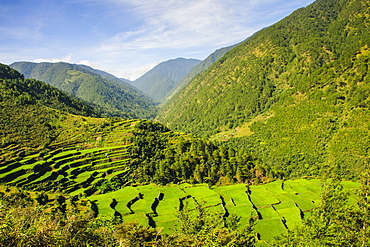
<box><xmin>164</xmin><ymin>44</ymin><xmax>238</xmax><ymax>102</ymax></box>
<box><xmin>10</xmin><ymin>62</ymin><xmax>157</xmax><ymax>119</ymax></box>
<box><xmin>0</xmin><ymin>63</ymin><xmax>100</xmax><ymax>147</ymax></box>
<box><xmin>157</xmin><ymin>0</ymin><xmax>370</xmax><ymax>178</ymax></box>
<box><xmin>131</xmin><ymin>58</ymin><xmax>201</xmax><ymax>103</ymax></box>
<box><xmin>119</xmin><ymin>78</ymin><xmax>132</xmax><ymax>84</ymax></box>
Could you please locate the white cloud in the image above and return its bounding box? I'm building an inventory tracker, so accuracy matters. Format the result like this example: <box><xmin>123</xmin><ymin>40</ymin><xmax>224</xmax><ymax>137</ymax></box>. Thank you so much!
<box><xmin>120</xmin><ymin>61</ymin><xmax>162</xmax><ymax>80</ymax></box>
<box><xmin>99</xmin><ymin>0</ymin><xmax>257</xmax><ymax>52</ymax></box>
<box><xmin>80</xmin><ymin>0</ymin><xmax>315</xmax><ymax>80</ymax></box>
<box><xmin>78</xmin><ymin>59</ymin><xmax>106</xmax><ymax>70</ymax></box>
<box><xmin>33</xmin><ymin>53</ymin><xmax>73</xmax><ymax>63</ymax></box>
<box><xmin>3</xmin><ymin>0</ymin><xmax>316</xmax><ymax>83</ymax></box>
<box><xmin>79</xmin><ymin>59</ymin><xmax>161</xmax><ymax>81</ymax></box>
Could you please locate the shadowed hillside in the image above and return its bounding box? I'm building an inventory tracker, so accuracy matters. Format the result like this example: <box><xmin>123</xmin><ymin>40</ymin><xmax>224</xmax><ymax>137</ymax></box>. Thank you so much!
<box><xmin>0</xmin><ymin>63</ymin><xmax>102</xmax><ymax>147</ymax></box>
<box><xmin>10</xmin><ymin>62</ymin><xmax>157</xmax><ymax>119</ymax></box>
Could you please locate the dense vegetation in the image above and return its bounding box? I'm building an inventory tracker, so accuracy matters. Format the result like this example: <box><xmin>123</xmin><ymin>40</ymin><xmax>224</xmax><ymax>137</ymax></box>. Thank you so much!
<box><xmin>131</xmin><ymin>58</ymin><xmax>201</xmax><ymax>103</ymax></box>
<box><xmin>165</xmin><ymin>44</ymin><xmax>238</xmax><ymax>102</ymax></box>
<box><xmin>0</xmin><ymin>63</ymin><xmax>101</xmax><ymax>147</ymax></box>
<box><xmin>2</xmin><ymin>0</ymin><xmax>370</xmax><ymax>245</ymax></box>
<box><xmin>157</xmin><ymin>0</ymin><xmax>370</xmax><ymax>179</ymax></box>
<box><xmin>128</xmin><ymin>121</ymin><xmax>280</xmax><ymax>186</ymax></box>
<box><xmin>275</xmin><ymin>173</ymin><xmax>370</xmax><ymax>246</ymax></box>
<box><xmin>10</xmin><ymin>62</ymin><xmax>157</xmax><ymax>119</ymax></box>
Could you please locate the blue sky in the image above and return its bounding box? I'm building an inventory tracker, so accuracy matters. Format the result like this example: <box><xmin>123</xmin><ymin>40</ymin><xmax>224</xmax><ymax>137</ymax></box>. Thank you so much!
<box><xmin>0</xmin><ymin>0</ymin><xmax>315</xmax><ymax>80</ymax></box>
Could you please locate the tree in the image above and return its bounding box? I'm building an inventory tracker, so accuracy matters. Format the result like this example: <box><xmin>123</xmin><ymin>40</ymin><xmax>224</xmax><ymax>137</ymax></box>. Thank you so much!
<box><xmin>357</xmin><ymin>166</ymin><xmax>370</xmax><ymax>246</ymax></box>
<box><xmin>165</xmin><ymin>202</ymin><xmax>256</xmax><ymax>246</ymax></box>
<box><xmin>275</xmin><ymin>176</ymin><xmax>370</xmax><ymax>246</ymax></box>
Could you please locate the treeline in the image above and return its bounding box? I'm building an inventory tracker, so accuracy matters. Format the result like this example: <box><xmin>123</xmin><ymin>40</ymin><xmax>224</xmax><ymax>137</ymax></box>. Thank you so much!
<box><xmin>0</xmin><ymin>78</ymin><xmax>99</xmax><ymax>117</ymax></box>
<box><xmin>158</xmin><ymin>0</ymin><xmax>370</xmax><ymax>136</ymax></box>
<box><xmin>128</xmin><ymin>121</ymin><xmax>282</xmax><ymax>186</ymax></box>
<box><xmin>275</xmin><ymin>173</ymin><xmax>370</xmax><ymax>246</ymax></box>
<box><xmin>0</xmin><ymin>63</ymin><xmax>24</xmax><ymax>80</ymax></box>
<box><xmin>0</xmin><ymin>63</ymin><xmax>99</xmax><ymax>117</ymax></box>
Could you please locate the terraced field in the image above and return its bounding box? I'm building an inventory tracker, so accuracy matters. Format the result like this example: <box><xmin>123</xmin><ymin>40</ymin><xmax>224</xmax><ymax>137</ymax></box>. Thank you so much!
<box><xmin>0</xmin><ymin>118</ymin><xmax>361</xmax><ymax>245</ymax></box>
<box><xmin>88</xmin><ymin>179</ymin><xmax>359</xmax><ymax>244</ymax></box>
<box><xmin>0</xmin><ymin>119</ymin><xmax>139</xmax><ymax>195</ymax></box>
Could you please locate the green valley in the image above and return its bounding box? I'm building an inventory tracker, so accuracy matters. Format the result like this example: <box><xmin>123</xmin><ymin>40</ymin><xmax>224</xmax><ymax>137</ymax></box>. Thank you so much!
<box><xmin>1</xmin><ymin>0</ymin><xmax>370</xmax><ymax>246</ymax></box>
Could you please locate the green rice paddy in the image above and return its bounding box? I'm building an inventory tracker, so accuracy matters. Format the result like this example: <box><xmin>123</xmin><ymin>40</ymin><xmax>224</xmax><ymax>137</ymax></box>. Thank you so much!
<box><xmin>87</xmin><ymin>179</ymin><xmax>359</xmax><ymax>244</ymax></box>
<box><xmin>0</xmin><ymin>120</ymin><xmax>138</xmax><ymax>195</ymax></box>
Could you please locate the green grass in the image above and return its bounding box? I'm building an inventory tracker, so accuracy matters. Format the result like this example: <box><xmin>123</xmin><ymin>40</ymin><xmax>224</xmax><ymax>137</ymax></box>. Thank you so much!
<box><xmin>227</xmin><ymin>205</ymin><xmax>255</xmax><ymax>218</ymax></box>
<box><xmin>131</xmin><ymin>185</ymin><xmax>160</xmax><ymax>214</ymax></box>
<box><xmin>259</xmin><ymin>180</ymin><xmax>285</xmax><ymax>194</ymax></box>
<box><xmin>254</xmin><ymin>219</ymin><xmax>287</xmax><ymax>243</ymax></box>
<box><xmin>156</xmin><ymin>186</ymin><xmax>187</xmax><ymax>215</ymax></box>
<box><xmin>281</xmin><ymin>193</ymin><xmax>317</xmax><ymax>212</ymax></box>
<box><xmin>250</xmin><ymin>186</ymin><xmax>280</xmax><ymax>207</ymax></box>
<box><xmin>122</xmin><ymin>212</ymin><xmax>148</xmax><ymax>227</ymax></box>
<box><xmin>83</xmin><ymin>179</ymin><xmax>361</xmax><ymax>244</ymax></box>
<box><xmin>275</xmin><ymin>206</ymin><xmax>302</xmax><ymax>229</ymax></box>
<box><xmin>155</xmin><ymin>215</ymin><xmax>178</xmax><ymax>233</ymax></box>
<box><xmin>258</xmin><ymin>207</ymin><xmax>281</xmax><ymax>220</ymax></box>
<box><xmin>182</xmin><ymin>184</ymin><xmax>221</xmax><ymax>207</ymax></box>
<box><xmin>213</xmin><ymin>184</ymin><xmax>250</xmax><ymax>206</ymax></box>
<box><xmin>284</xmin><ymin>180</ymin><xmax>312</xmax><ymax>193</ymax></box>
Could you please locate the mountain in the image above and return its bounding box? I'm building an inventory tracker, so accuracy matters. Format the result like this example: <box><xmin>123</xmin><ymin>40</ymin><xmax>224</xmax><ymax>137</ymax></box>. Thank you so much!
<box><xmin>157</xmin><ymin>0</ymin><xmax>370</xmax><ymax>179</ymax></box>
<box><xmin>164</xmin><ymin>45</ymin><xmax>238</xmax><ymax>102</ymax></box>
<box><xmin>10</xmin><ymin>62</ymin><xmax>157</xmax><ymax>119</ymax></box>
<box><xmin>119</xmin><ymin>78</ymin><xmax>132</xmax><ymax>84</ymax></box>
<box><xmin>0</xmin><ymin>63</ymin><xmax>100</xmax><ymax>147</ymax></box>
<box><xmin>130</xmin><ymin>58</ymin><xmax>201</xmax><ymax>103</ymax></box>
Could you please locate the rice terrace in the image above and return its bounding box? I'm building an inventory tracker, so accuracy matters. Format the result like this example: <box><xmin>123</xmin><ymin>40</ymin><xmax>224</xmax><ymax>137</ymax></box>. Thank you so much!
<box><xmin>1</xmin><ymin>0</ymin><xmax>370</xmax><ymax>245</ymax></box>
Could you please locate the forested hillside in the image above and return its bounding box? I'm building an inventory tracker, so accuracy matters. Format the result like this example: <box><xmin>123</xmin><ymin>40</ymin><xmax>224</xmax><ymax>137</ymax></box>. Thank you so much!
<box><xmin>1</xmin><ymin>58</ymin><xmax>370</xmax><ymax>246</ymax></box>
<box><xmin>0</xmin><ymin>63</ymin><xmax>102</xmax><ymax>147</ymax></box>
<box><xmin>10</xmin><ymin>62</ymin><xmax>157</xmax><ymax>119</ymax></box>
<box><xmin>0</xmin><ymin>64</ymin><xmax>274</xmax><ymax>195</ymax></box>
<box><xmin>165</xmin><ymin>44</ymin><xmax>238</xmax><ymax>102</ymax></box>
<box><xmin>157</xmin><ymin>0</ymin><xmax>370</xmax><ymax>179</ymax></box>
<box><xmin>131</xmin><ymin>58</ymin><xmax>201</xmax><ymax>103</ymax></box>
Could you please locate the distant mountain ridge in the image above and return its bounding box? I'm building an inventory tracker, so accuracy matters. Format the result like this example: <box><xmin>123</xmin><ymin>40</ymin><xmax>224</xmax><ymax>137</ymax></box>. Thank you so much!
<box><xmin>10</xmin><ymin>61</ymin><xmax>157</xmax><ymax>119</ymax></box>
<box><xmin>164</xmin><ymin>45</ymin><xmax>238</xmax><ymax>102</ymax></box>
<box><xmin>157</xmin><ymin>0</ymin><xmax>370</xmax><ymax>179</ymax></box>
<box><xmin>0</xmin><ymin>63</ymin><xmax>99</xmax><ymax>147</ymax></box>
<box><xmin>130</xmin><ymin>58</ymin><xmax>201</xmax><ymax>103</ymax></box>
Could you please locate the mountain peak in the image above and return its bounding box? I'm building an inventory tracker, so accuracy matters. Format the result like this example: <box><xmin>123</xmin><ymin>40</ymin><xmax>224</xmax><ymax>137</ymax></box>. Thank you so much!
<box><xmin>130</xmin><ymin>58</ymin><xmax>201</xmax><ymax>103</ymax></box>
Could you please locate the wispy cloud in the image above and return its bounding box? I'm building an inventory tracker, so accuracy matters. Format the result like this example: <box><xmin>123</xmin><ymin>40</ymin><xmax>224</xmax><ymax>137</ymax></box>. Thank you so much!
<box><xmin>118</xmin><ymin>61</ymin><xmax>163</xmax><ymax>80</ymax></box>
<box><xmin>33</xmin><ymin>53</ymin><xmax>73</xmax><ymax>63</ymax></box>
<box><xmin>100</xmin><ymin>0</ymin><xmax>257</xmax><ymax>51</ymax></box>
<box><xmin>77</xmin><ymin>59</ymin><xmax>159</xmax><ymax>80</ymax></box>
<box><xmin>1</xmin><ymin>0</ymin><xmax>316</xmax><ymax>80</ymax></box>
